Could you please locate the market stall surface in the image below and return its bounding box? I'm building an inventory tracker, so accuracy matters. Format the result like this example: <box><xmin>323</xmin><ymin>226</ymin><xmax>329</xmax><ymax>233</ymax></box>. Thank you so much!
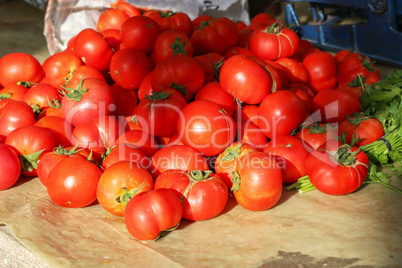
<box><xmin>0</xmin><ymin>1</ymin><xmax>401</xmax><ymax>267</ymax></box>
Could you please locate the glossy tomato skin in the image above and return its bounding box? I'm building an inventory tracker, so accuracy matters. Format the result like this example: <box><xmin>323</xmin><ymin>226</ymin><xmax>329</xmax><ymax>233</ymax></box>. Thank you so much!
<box><xmin>177</xmin><ymin>100</ymin><xmax>236</xmax><ymax>156</ymax></box>
<box><xmin>66</xmin><ymin>65</ymin><xmax>105</xmax><ymax>88</ymax></box>
<box><xmin>155</xmin><ymin>169</ymin><xmax>228</xmax><ymax>221</ymax></box>
<box><xmin>34</xmin><ymin>116</ymin><xmax>73</xmax><ymax>147</ymax></box>
<box><xmin>337</xmin><ymin>53</ymin><xmax>381</xmax><ymax>85</ymax></box>
<box><xmin>73</xmin><ymin>28</ymin><xmax>114</xmax><ymax>71</ymax></box>
<box><xmin>121</xmin><ymin>16</ymin><xmax>161</xmax><ymax>55</ymax></box>
<box><xmin>110</xmin><ymin>47</ymin><xmax>154</xmax><ymax>90</ymax></box>
<box><xmin>0</xmin><ymin>100</ymin><xmax>36</xmax><ymax>140</ymax></box>
<box><xmin>215</xmin><ymin>142</ymin><xmax>258</xmax><ymax>189</ymax></box>
<box><xmin>115</xmin><ymin>129</ymin><xmax>159</xmax><ymax>157</ymax></box>
<box><xmin>97</xmin><ymin>161</ymin><xmax>154</xmax><ymax>216</ymax></box>
<box><xmin>109</xmin><ymin>83</ymin><xmax>138</xmax><ymax>117</ymax></box>
<box><xmin>191</xmin><ymin>17</ymin><xmax>239</xmax><ymax>55</ymax></box>
<box><xmin>263</xmin><ymin>135</ymin><xmax>312</xmax><ymax>184</ymax></box>
<box><xmin>302</xmin><ymin>51</ymin><xmax>337</xmax><ymax>93</ymax></box>
<box><xmin>219</xmin><ymin>55</ymin><xmax>278</xmax><ymax>104</ymax></box>
<box><xmin>47</xmin><ymin>157</ymin><xmax>102</xmax><ymax>208</ymax></box>
<box><xmin>149</xmin><ymin>144</ymin><xmax>209</xmax><ymax>179</ymax></box>
<box><xmin>5</xmin><ymin>125</ymin><xmax>55</xmax><ymax>177</ymax></box>
<box><xmin>297</xmin><ymin>123</ymin><xmax>338</xmax><ymax>150</ymax></box>
<box><xmin>101</xmin><ymin>144</ymin><xmax>149</xmax><ymax>171</ymax></box>
<box><xmin>0</xmin><ymin>84</ymin><xmax>29</xmax><ymax>101</ymax></box>
<box><xmin>23</xmin><ymin>83</ymin><xmax>62</xmax><ymax>112</ymax></box>
<box><xmin>275</xmin><ymin>57</ymin><xmax>308</xmax><ymax>84</ymax></box>
<box><xmin>338</xmin><ymin>116</ymin><xmax>384</xmax><ymax>147</ymax></box>
<box><xmin>0</xmin><ymin>144</ymin><xmax>21</xmax><ymax>190</ymax></box>
<box><xmin>232</xmin><ymin>152</ymin><xmax>282</xmax><ymax>211</ymax></box>
<box><xmin>194</xmin><ymin>81</ymin><xmax>236</xmax><ymax>116</ymax></box>
<box><xmin>153</xmin><ymin>29</ymin><xmax>193</xmax><ymax>64</ymax></box>
<box><xmin>0</xmin><ymin>53</ymin><xmax>44</xmax><ymax>87</ymax></box>
<box><xmin>258</xmin><ymin>90</ymin><xmax>306</xmax><ymax>140</ymax></box>
<box><xmin>97</xmin><ymin>8</ymin><xmax>130</xmax><ymax>32</ymax></box>
<box><xmin>306</xmin><ymin>140</ymin><xmax>369</xmax><ymax>195</ymax></box>
<box><xmin>143</xmin><ymin>10</ymin><xmax>193</xmax><ymax>37</ymax></box>
<box><xmin>124</xmin><ymin>188</ymin><xmax>183</xmax><ymax>240</ymax></box>
<box><xmin>193</xmin><ymin>52</ymin><xmax>224</xmax><ymax>83</ymax></box>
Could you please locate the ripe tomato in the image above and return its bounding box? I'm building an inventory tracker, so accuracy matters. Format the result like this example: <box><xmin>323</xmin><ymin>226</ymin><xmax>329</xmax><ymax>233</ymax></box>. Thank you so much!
<box><xmin>0</xmin><ymin>144</ymin><xmax>21</xmax><ymax>190</ymax></box>
<box><xmin>238</xmin><ymin>120</ymin><xmax>269</xmax><ymax>150</ymax></box>
<box><xmin>275</xmin><ymin>57</ymin><xmax>308</xmax><ymax>84</ymax></box>
<box><xmin>97</xmin><ymin>8</ymin><xmax>130</xmax><ymax>32</ymax></box>
<box><xmin>111</xmin><ymin>1</ymin><xmax>141</xmax><ymax>17</ymax></box>
<box><xmin>73</xmin><ymin>28</ymin><xmax>114</xmax><ymax>71</ymax></box>
<box><xmin>232</xmin><ymin>152</ymin><xmax>282</xmax><ymax>211</ymax></box>
<box><xmin>97</xmin><ymin>161</ymin><xmax>153</xmax><ymax>216</ymax></box>
<box><xmin>338</xmin><ymin>114</ymin><xmax>384</xmax><ymax>147</ymax></box>
<box><xmin>258</xmin><ymin>90</ymin><xmax>306</xmax><ymax>140</ymax></box>
<box><xmin>101</xmin><ymin>144</ymin><xmax>149</xmax><ymax>171</ymax></box>
<box><xmin>121</xmin><ymin>16</ymin><xmax>161</xmax><ymax>55</ymax></box>
<box><xmin>124</xmin><ymin>188</ymin><xmax>183</xmax><ymax>240</ymax></box>
<box><xmin>223</xmin><ymin>46</ymin><xmax>255</xmax><ymax>60</ymax></box>
<box><xmin>191</xmin><ymin>16</ymin><xmax>239</xmax><ymax>55</ymax></box>
<box><xmin>61</xmin><ymin>78</ymin><xmax>115</xmax><ymax>127</ymax></box>
<box><xmin>151</xmin><ymin>54</ymin><xmax>205</xmax><ymax>101</ymax></box>
<box><xmin>0</xmin><ymin>100</ymin><xmax>36</xmax><ymax>140</ymax></box>
<box><xmin>100</xmin><ymin>29</ymin><xmax>123</xmax><ymax>53</ymax></box>
<box><xmin>137</xmin><ymin>71</ymin><xmax>154</xmax><ymax>100</ymax></box>
<box><xmin>0</xmin><ymin>84</ymin><xmax>29</xmax><ymax>102</ymax></box>
<box><xmin>5</xmin><ymin>125</ymin><xmax>55</xmax><ymax>177</ymax></box>
<box><xmin>23</xmin><ymin>83</ymin><xmax>62</xmax><ymax>113</ymax></box>
<box><xmin>65</xmin><ymin>65</ymin><xmax>105</xmax><ymax>88</ymax></box>
<box><xmin>302</xmin><ymin>51</ymin><xmax>337</xmax><ymax>93</ymax></box>
<box><xmin>337</xmin><ymin>53</ymin><xmax>381</xmax><ymax>85</ymax></box>
<box><xmin>297</xmin><ymin>123</ymin><xmax>338</xmax><ymax>150</ymax></box>
<box><xmin>214</xmin><ymin>142</ymin><xmax>258</xmax><ymax>189</ymax></box>
<box><xmin>152</xmin><ymin>29</ymin><xmax>193</xmax><ymax>64</ymax></box>
<box><xmin>311</xmin><ymin>89</ymin><xmax>361</xmax><ymax>124</ymax></box>
<box><xmin>34</xmin><ymin>116</ymin><xmax>73</xmax><ymax>147</ymax></box>
<box><xmin>135</xmin><ymin>89</ymin><xmax>187</xmax><ymax>138</ymax></box>
<box><xmin>149</xmin><ymin>144</ymin><xmax>209</xmax><ymax>179</ymax></box>
<box><xmin>193</xmin><ymin>52</ymin><xmax>224</xmax><ymax>83</ymax></box>
<box><xmin>177</xmin><ymin>100</ymin><xmax>236</xmax><ymax>156</ymax></box>
<box><xmin>220</xmin><ymin>55</ymin><xmax>278</xmax><ymax>104</ymax></box>
<box><xmin>0</xmin><ymin>53</ymin><xmax>44</xmax><ymax>87</ymax></box>
<box><xmin>47</xmin><ymin>157</ymin><xmax>102</xmax><ymax>207</ymax></box>
<box><xmin>115</xmin><ymin>129</ymin><xmax>159</xmax><ymax>157</ymax></box>
<box><xmin>194</xmin><ymin>81</ymin><xmax>236</xmax><ymax>116</ymax></box>
<box><xmin>306</xmin><ymin>140</ymin><xmax>369</xmax><ymax>195</ymax></box>
<box><xmin>249</xmin><ymin>23</ymin><xmax>299</xmax><ymax>61</ymax></box>
<box><xmin>110</xmin><ymin>47</ymin><xmax>154</xmax><ymax>90</ymax></box>
<box><xmin>143</xmin><ymin>10</ymin><xmax>193</xmax><ymax>37</ymax></box>
<box><xmin>109</xmin><ymin>83</ymin><xmax>138</xmax><ymax>117</ymax></box>
<box><xmin>155</xmin><ymin>169</ymin><xmax>228</xmax><ymax>221</ymax></box>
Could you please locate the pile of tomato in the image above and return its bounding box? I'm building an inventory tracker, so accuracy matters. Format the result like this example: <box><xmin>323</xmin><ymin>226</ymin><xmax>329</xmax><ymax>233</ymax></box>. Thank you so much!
<box><xmin>0</xmin><ymin>1</ymin><xmax>386</xmax><ymax>240</ymax></box>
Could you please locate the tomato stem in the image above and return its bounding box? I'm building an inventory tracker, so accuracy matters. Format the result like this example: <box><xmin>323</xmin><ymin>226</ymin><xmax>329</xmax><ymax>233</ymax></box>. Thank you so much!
<box><xmin>189</xmin><ymin>170</ymin><xmax>213</xmax><ymax>181</ymax></box>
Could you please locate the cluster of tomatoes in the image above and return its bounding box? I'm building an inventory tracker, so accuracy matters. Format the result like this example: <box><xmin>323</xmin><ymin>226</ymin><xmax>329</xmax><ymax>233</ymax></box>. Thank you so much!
<box><xmin>0</xmin><ymin>1</ymin><xmax>386</xmax><ymax>240</ymax></box>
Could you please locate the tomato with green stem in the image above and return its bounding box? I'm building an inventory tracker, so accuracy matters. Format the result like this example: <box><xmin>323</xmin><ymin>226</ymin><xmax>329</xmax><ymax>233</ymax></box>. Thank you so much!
<box><xmin>152</xmin><ymin>29</ymin><xmax>193</xmax><ymax>64</ymax></box>
<box><xmin>143</xmin><ymin>10</ymin><xmax>193</xmax><ymax>37</ymax></box>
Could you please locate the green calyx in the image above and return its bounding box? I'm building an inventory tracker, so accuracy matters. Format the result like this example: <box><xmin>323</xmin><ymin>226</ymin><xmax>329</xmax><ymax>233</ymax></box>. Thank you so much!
<box><xmin>214</xmin><ymin>57</ymin><xmax>225</xmax><ymax>82</ymax></box>
<box><xmin>188</xmin><ymin>170</ymin><xmax>213</xmax><ymax>181</ymax></box>
<box><xmin>19</xmin><ymin>149</ymin><xmax>45</xmax><ymax>172</ymax></box>
<box><xmin>169</xmin><ymin>83</ymin><xmax>187</xmax><ymax>97</ymax></box>
<box><xmin>31</xmin><ymin>104</ymin><xmax>42</xmax><ymax>115</ymax></box>
<box><xmin>334</xmin><ymin>144</ymin><xmax>360</xmax><ymax>166</ymax></box>
<box><xmin>47</xmin><ymin>97</ymin><xmax>62</xmax><ymax>109</ymax></box>
<box><xmin>348</xmin><ymin>74</ymin><xmax>366</xmax><ymax>88</ymax></box>
<box><xmin>159</xmin><ymin>10</ymin><xmax>175</xmax><ymax>18</ymax></box>
<box><xmin>264</xmin><ymin>22</ymin><xmax>282</xmax><ymax>34</ymax></box>
<box><xmin>307</xmin><ymin>123</ymin><xmax>328</xmax><ymax>134</ymax></box>
<box><xmin>0</xmin><ymin>93</ymin><xmax>11</xmax><ymax>100</ymax></box>
<box><xmin>170</xmin><ymin>37</ymin><xmax>188</xmax><ymax>56</ymax></box>
<box><xmin>145</xmin><ymin>90</ymin><xmax>172</xmax><ymax>102</ymax></box>
<box><xmin>346</xmin><ymin>112</ymin><xmax>371</xmax><ymax>126</ymax></box>
<box><xmin>362</xmin><ymin>57</ymin><xmax>376</xmax><ymax>72</ymax></box>
<box><xmin>230</xmin><ymin>171</ymin><xmax>241</xmax><ymax>192</ymax></box>
<box><xmin>221</xmin><ymin>143</ymin><xmax>243</xmax><ymax>162</ymax></box>
<box><xmin>54</xmin><ymin>145</ymin><xmax>81</xmax><ymax>156</ymax></box>
<box><xmin>61</xmin><ymin>77</ymin><xmax>88</xmax><ymax>102</ymax></box>
<box><xmin>116</xmin><ymin>183</ymin><xmax>145</xmax><ymax>208</ymax></box>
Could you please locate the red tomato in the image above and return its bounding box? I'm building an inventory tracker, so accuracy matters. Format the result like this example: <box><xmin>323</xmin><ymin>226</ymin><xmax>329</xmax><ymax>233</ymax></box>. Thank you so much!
<box><xmin>236</xmin><ymin>104</ymin><xmax>260</xmax><ymax>126</ymax></box>
<box><xmin>101</xmin><ymin>144</ymin><xmax>149</xmax><ymax>170</ymax></box>
<box><xmin>143</xmin><ymin>10</ymin><xmax>193</xmax><ymax>37</ymax></box>
<box><xmin>73</xmin><ymin>28</ymin><xmax>114</xmax><ymax>71</ymax></box>
<box><xmin>263</xmin><ymin>135</ymin><xmax>312</xmax><ymax>184</ymax></box>
<box><xmin>135</xmin><ymin>88</ymin><xmax>187</xmax><ymax>138</ymax></box>
<box><xmin>306</xmin><ymin>140</ymin><xmax>369</xmax><ymax>195</ymax></box>
<box><xmin>275</xmin><ymin>57</ymin><xmax>308</xmax><ymax>84</ymax></box>
<box><xmin>100</xmin><ymin>29</ymin><xmax>123</xmax><ymax>53</ymax></box>
<box><xmin>296</xmin><ymin>39</ymin><xmax>316</xmax><ymax>61</ymax></box>
<box><xmin>0</xmin><ymin>53</ymin><xmax>44</xmax><ymax>87</ymax></box>
<box><xmin>263</xmin><ymin>60</ymin><xmax>289</xmax><ymax>88</ymax></box>
<box><xmin>236</xmin><ymin>28</ymin><xmax>254</xmax><ymax>49</ymax></box>
<box><xmin>250</xmin><ymin>13</ymin><xmax>279</xmax><ymax>25</ymax></box>
<box><xmin>34</xmin><ymin>116</ymin><xmax>73</xmax><ymax>147</ymax></box>
<box><xmin>249</xmin><ymin>23</ymin><xmax>299</xmax><ymax>60</ymax></box>
<box><xmin>0</xmin><ymin>100</ymin><xmax>36</xmax><ymax>139</ymax></box>
<box><xmin>258</xmin><ymin>90</ymin><xmax>306</xmax><ymax>140</ymax></box>
<box><xmin>153</xmin><ymin>29</ymin><xmax>193</xmax><ymax>64</ymax></box>
<box><xmin>193</xmin><ymin>52</ymin><xmax>224</xmax><ymax>83</ymax></box>
<box><xmin>109</xmin><ymin>83</ymin><xmax>138</xmax><ymax>117</ymax></box>
<box><xmin>151</xmin><ymin>54</ymin><xmax>205</xmax><ymax>101</ymax></box>
<box><xmin>238</xmin><ymin>120</ymin><xmax>268</xmax><ymax>150</ymax></box>
<box><xmin>121</xmin><ymin>16</ymin><xmax>162</xmax><ymax>55</ymax></box>
<box><xmin>232</xmin><ymin>152</ymin><xmax>282</xmax><ymax>211</ymax></box>
<box><xmin>334</xmin><ymin>49</ymin><xmax>351</xmax><ymax>65</ymax></box>
<box><xmin>337</xmin><ymin>53</ymin><xmax>381</xmax><ymax>85</ymax></box>
<box><xmin>155</xmin><ymin>169</ymin><xmax>228</xmax><ymax>221</ymax></box>
<box><xmin>311</xmin><ymin>89</ymin><xmax>361</xmax><ymax>124</ymax></box>
<box><xmin>338</xmin><ymin>114</ymin><xmax>384</xmax><ymax>147</ymax></box>
<box><xmin>214</xmin><ymin>142</ymin><xmax>258</xmax><ymax>189</ymax></box>
<box><xmin>111</xmin><ymin>1</ymin><xmax>141</xmax><ymax>17</ymax></box>
<box><xmin>110</xmin><ymin>47</ymin><xmax>154</xmax><ymax>90</ymax></box>
<box><xmin>191</xmin><ymin>17</ymin><xmax>239</xmax><ymax>55</ymax></box>
<box><xmin>97</xmin><ymin>161</ymin><xmax>154</xmax><ymax>216</ymax></box>
<box><xmin>47</xmin><ymin>157</ymin><xmax>102</xmax><ymax>207</ymax></box>
<box><xmin>177</xmin><ymin>100</ymin><xmax>236</xmax><ymax>156</ymax></box>
<box><xmin>192</xmin><ymin>15</ymin><xmax>214</xmax><ymax>28</ymax></box>
<box><xmin>5</xmin><ymin>125</ymin><xmax>55</xmax><ymax>177</ymax></box>
<box><xmin>302</xmin><ymin>51</ymin><xmax>337</xmax><ymax>93</ymax></box>
<box><xmin>194</xmin><ymin>81</ymin><xmax>236</xmax><ymax>116</ymax></box>
<box><xmin>124</xmin><ymin>188</ymin><xmax>183</xmax><ymax>240</ymax></box>
<box><xmin>61</xmin><ymin>78</ymin><xmax>115</xmax><ymax>126</ymax></box>
<box><xmin>23</xmin><ymin>83</ymin><xmax>62</xmax><ymax>113</ymax></box>
<box><xmin>297</xmin><ymin>123</ymin><xmax>338</xmax><ymax>150</ymax></box>
<box><xmin>234</xmin><ymin>20</ymin><xmax>247</xmax><ymax>31</ymax></box>
<box><xmin>223</xmin><ymin>46</ymin><xmax>255</xmax><ymax>60</ymax></box>
<box><xmin>336</xmin><ymin>76</ymin><xmax>366</xmax><ymax>99</ymax></box>
<box><xmin>42</xmin><ymin>51</ymin><xmax>83</xmax><ymax>88</ymax></box>
<box><xmin>97</xmin><ymin>8</ymin><xmax>130</xmax><ymax>32</ymax></box>
<box><xmin>115</xmin><ymin>129</ymin><xmax>159</xmax><ymax>157</ymax></box>
<box><xmin>219</xmin><ymin>55</ymin><xmax>277</xmax><ymax>104</ymax></box>
<box><xmin>65</xmin><ymin>65</ymin><xmax>105</xmax><ymax>88</ymax></box>
<box><xmin>149</xmin><ymin>144</ymin><xmax>209</xmax><ymax>179</ymax></box>
<box><xmin>0</xmin><ymin>84</ymin><xmax>29</xmax><ymax>101</ymax></box>
<box><xmin>137</xmin><ymin>70</ymin><xmax>154</xmax><ymax>100</ymax></box>
<box><xmin>0</xmin><ymin>144</ymin><xmax>21</xmax><ymax>190</ymax></box>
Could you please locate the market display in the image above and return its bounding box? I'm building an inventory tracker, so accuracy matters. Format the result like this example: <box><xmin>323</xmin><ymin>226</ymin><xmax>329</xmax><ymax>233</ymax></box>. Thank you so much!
<box><xmin>0</xmin><ymin>0</ymin><xmax>401</xmax><ymax>248</ymax></box>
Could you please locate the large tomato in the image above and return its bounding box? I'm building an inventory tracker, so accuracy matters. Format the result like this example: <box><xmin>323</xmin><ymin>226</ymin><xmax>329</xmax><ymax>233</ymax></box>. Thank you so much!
<box><xmin>143</xmin><ymin>10</ymin><xmax>193</xmax><ymax>37</ymax></box>
<box><xmin>135</xmin><ymin>88</ymin><xmax>187</xmax><ymax>138</ymax></box>
<box><xmin>194</xmin><ymin>81</ymin><xmax>236</xmax><ymax>116</ymax></box>
<box><xmin>258</xmin><ymin>90</ymin><xmax>306</xmax><ymax>140</ymax></box>
<box><xmin>97</xmin><ymin>161</ymin><xmax>154</xmax><ymax>216</ymax></box>
<box><xmin>155</xmin><ymin>169</ymin><xmax>228</xmax><ymax>221</ymax></box>
<box><xmin>23</xmin><ymin>83</ymin><xmax>62</xmax><ymax>113</ymax></box>
<box><xmin>47</xmin><ymin>157</ymin><xmax>102</xmax><ymax>208</ymax></box>
<box><xmin>177</xmin><ymin>100</ymin><xmax>236</xmax><ymax>156</ymax></box>
<box><xmin>336</xmin><ymin>53</ymin><xmax>381</xmax><ymax>85</ymax></box>
<box><xmin>302</xmin><ymin>51</ymin><xmax>337</xmax><ymax>93</ymax></box>
<box><xmin>0</xmin><ymin>144</ymin><xmax>21</xmax><ymax>190</ymax></box>
<box><xmin>306</xmin><ymin>140</ymin><xmax>369</xmax><ymax>195</ymax></box>
<box><xmin>275</xmin><ymin>57</ymin><xmax>308</xmax><ymax>84</ymax></box>
<box><xmin>149</xmin><ymin>144</ymin><xmax>209</xmax><ymax>179</ymax></box>
<box><xmin>152</xmin><ymin>29</ymin><xmax>193</xmax><ymax>64</ymax></box>
<box><xmin>101</xmin><ymin>144</ymin><xmax>149</xmax><ymax>171</ymax></box>
<box><xmin>97</xmin><ymin>8</ymin><xmax>130</xmax><ymax>32</ymax></box>
<box><xmin>0</xmin><ymin>53</ymin><xmax>44</xmax><ymax>87</ymax></box>
<box><xmin>124</xmin><ymin>188</ymin><xmax>183</xmax><ymax>240</ymax></box>
<box><xmin>232</xmin><ymin>152</ymin><xmax>282</xmax><ymax>211</ymax></box>
<box><xmin>0</xmin><ymin>100</ymin><xmax>36</xmax><ymax>140</ymax></box>
<box><xmin>296</xmin><ymin>123</ymin><xmax>338</xmax><ymax>150</ymax></box>
<box><xmin>249</xmin><ymin>23</ymin><xmax>299</xmax><ymax>60</ymax></box>
<box><xmin>115</xmin><ymin>129</ymin><xmax>159</xmax><ymax>157</ymax></box>
<box><xmin>109</xmin><ymin>83</ymin><xmax>138</xmax><ymax>117</ymax></box>
<box><xmin>34</xmin><ymin>116</ymin><xmax>73</xmax><ymax>147</ymax></box>
<box><xmin>0</xmin><ymin>84</ymin><xmax>29</xmax><ymax>102</ymax></box>
<box><xmin>5</xmin><ymin>125</ymin><xmax>55</xmax><ymax>177</ymax></box>
<box><xmin>193</xmin><ymin>52</ymin><xmax>224</xmax><ymax>83</ymax></box>
<box><xmin>191</xmin><ymin>16</ymin><xmax>239</xmax><ymax>55</ymax></box>
<box><xmin>73</xmin><ymin>28</ymin><xmax>114</xmax><ymax>71</ymax></box>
